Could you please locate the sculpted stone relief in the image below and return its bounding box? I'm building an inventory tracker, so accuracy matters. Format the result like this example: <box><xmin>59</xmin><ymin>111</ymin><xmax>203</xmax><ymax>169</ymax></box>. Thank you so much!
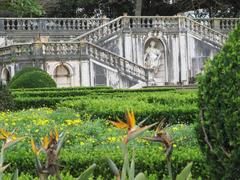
<box><xmin>144</xmin><ymin>38</ymin><xmax>165</xmax><ymax>85</ymax></box>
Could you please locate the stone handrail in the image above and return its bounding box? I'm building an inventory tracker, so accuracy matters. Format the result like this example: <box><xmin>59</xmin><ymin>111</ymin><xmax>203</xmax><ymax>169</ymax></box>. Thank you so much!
<box><xmin>72</xmin><ymin>16</ymin><xmax>227</xmax><ymax>46</ymax></box>
<box><xmin>183</xmin><ymin>17</ymin><xmax>227</xmax><ymax>45</ymax></box>
<box><xmin>0</xmin><ymin>43</ymin><xmax>33</xmax><ymax>60</ymax></box>
<box><xmin>0</xmin><ymin>41</ymin><xmax>147</xmax><ymax>81</ymax></box>
<box><xmin>71</xmin><ymin>16</ymin><xmax>123</xmax><ymax>42</ymax></box>
<box><xmin>85</xmin><ymin>42</ymin><xmax>147</xmax><ymax>81</ymax></box>
<box><xmin>193</xmin><ymin>18</ymin><xmax>240</xmax><ymax>33</ymax></box>
<box><xmin>0</xmin><ymin>17</ymin><xmax>109</xmax><ymax>32</ymax></box>
<box><xmin>124</xmin><ymin>16</ymin><xmax>180</xmax><ymax>30</ymax></box>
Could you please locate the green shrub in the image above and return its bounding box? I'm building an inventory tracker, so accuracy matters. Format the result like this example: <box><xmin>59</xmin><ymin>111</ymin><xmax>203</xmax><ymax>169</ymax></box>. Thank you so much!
<box><xmin>9</xmin><ymin>67</ymin><xmax>43</xmax><ymax>86</ymax></box>
<box><xmin>9</xmin><ymin>70</ymin><xmax>56</xmax><ymax>89</ymax></box>
<box><xmin>197</xmin><ymin>24</ymin><xmax>240</xmax><ymax>179</ymax></box>
<box><xmin>0</xmin><ymin>108</ymin><xmax>209</xmax><ymax>178</ymax></box>
<box><xmin>58</xmin><ymin>93</ymin><xmax>198</xmax><ymax>125</ymax></box>
<box><xmin>0</xmin><ymin>84</ymin><xmax>15</xmax><ymax>111</ymax></box>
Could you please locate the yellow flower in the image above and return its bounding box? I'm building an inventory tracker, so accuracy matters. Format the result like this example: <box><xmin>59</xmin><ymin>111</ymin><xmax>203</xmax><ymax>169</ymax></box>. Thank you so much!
<box><xmin>80</xmin><ymin>141</ymin><xmax>85</xmax><ymax>145</ymax></box>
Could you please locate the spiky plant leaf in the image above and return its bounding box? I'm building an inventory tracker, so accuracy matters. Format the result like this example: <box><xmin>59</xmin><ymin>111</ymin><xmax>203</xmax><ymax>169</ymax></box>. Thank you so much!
<box><xmin>0</xmin><ymin>163</ymin><xmax>10</xmax><ymax>173</ymax></box>
<box><xmin>129</xmin><ymin>151</ymin><xmax>135</xmax><ymax>180</ymax></box>
<box><xmin>126</xmin><ymin>123</ymin><xmax>157</xmax><ymax>143</ymax></box>
<box><xmin>56</xmin><ymin>133</ymin><xmax>66</xmax><ymax>156</ymax></box>
<box><xmin>176</xmin><ymin>162</ymin><xmax>193</xmax><ymax>180</ymax></box>
<box><xmin>77</xmin><ymin>163</ymin><xmax>96</xmax><ymax>180</ymax></box>
<box><xmin>11</xmin><ymin>169</ymin><xmax>18</xmax><ymax>180</ymax></box>
<box><xmin>0</xmin><ymin>145</ymin><xmax>4</xmax><ymax>166</ymax></box>
<box><xmin>4</xmin><ymin>137</ymin><xmax>24</xmax><ymax>150</ymax></box>
<box><xmin>134</xmin><ymin>172</ymin><xmax>147</xmax><ymax>180</ymax></box>
<box><xmin>107</xmin><ymin>158</ymin><xmax>120</xmax><ymax>178</ymax></box>
<box><xmin>121</xmin><ymin>143</ymin><xmax>129</xmax><ymax>180</ymax></box>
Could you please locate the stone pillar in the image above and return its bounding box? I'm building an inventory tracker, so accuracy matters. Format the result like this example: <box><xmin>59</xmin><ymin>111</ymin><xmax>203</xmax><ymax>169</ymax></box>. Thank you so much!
<box><xmin>80</xmin><ymin>60</ymin><xmax>90</xmax><ymax>86</ymax></box>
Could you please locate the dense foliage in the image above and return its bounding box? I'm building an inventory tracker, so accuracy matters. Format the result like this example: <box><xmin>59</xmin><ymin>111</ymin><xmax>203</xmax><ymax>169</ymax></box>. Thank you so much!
<box><xmin>0</xmin><ymin>84</ymin><xmax>15</xmax><ymax>111</ymax></box>
<box><xmin>0</xmin><ymin>0</ymin><xmax>44</xmax><ymax>17</ymax></box>
<box><xmin>197</xmin><ymin>24</ymin><xmax>240</xmax><ymax>179</ymax></box>
<box><xmin>55</xmin><ymin>0</ymin><xmax>240</xmax><ymax>18</ymax></box>
<box><xmin>9</xmin><ymin>68</ymin><xmax>56</xmax><ymax>89</ymax></box>
<box><xmin>10</xmin><ymin>87</ymin><xmax>198</xmax><ymax>125</ymax></box>
<box><xmin>0</xmin><ymin>108</ymin><xmax>209</xmax><ymax>179</ymax></box>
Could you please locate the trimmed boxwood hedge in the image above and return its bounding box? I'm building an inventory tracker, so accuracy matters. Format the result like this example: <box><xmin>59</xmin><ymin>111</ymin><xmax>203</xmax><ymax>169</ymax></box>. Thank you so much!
<box><xmin>197</xmin><ymin>24</ymin><xmax>240</xmax><ymax>179</ymax></box>
<box><xmin>5</xmin><ymin>147</ymin><xmax>209</xmax><ymax>179</ymax></box>
<box><xmin>9</xmin><ymin>67</ymin><xmax>43</xmax><ymax>86</ymax></box>
<box><xmin>9</xmin><ymin>70</ymin><xmax>56</xmax><ymax>89</ymax></box>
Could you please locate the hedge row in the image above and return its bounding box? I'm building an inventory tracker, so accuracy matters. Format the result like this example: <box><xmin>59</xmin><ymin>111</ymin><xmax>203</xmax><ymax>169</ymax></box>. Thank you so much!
<box><xmin>11</xmin><ymin>86</ymin><xmax>112</xmax><ymax>92</ymax></box>
<box><xmin>59</xmin><ymin>95</ymin><xmax>198</xmax><ymax>125</ymax></box>
<box><xmin>12</xmin><ymin>87</ymin><xmax>177</xmax><ymax>98</ymax></box>
<box><xmin>5</xmin><ymin>147</ymin><xmax>209</xmax><ymax>179</ymax></box>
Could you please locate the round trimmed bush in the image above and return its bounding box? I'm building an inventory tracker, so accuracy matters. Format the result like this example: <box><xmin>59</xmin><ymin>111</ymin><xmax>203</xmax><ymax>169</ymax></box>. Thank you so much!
<box><xmin>197</xmin><ymin>25</ymin><xmax>240</xmax><ymax>179</ymax></box>
<box><xmin>9</xmin><ymin>67</ymin><xmax>43</xmax><ymax>86</ymax></box>
<box><xmin>9</xmin><ymin>68</ymin><xmax>56</xmax><ymax>89</ymax></box>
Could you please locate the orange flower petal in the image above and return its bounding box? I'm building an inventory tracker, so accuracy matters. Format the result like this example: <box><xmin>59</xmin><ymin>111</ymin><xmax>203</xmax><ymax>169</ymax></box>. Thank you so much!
<box><xmin>42</xmin><ymin>136</ymin><xmax>49</xmax><ymax>150</ymax></box>
<box><xmin>55</xmin><ymin>129</ymin><xmax>59</xmax><ymax>142</ymax></box>
<box><xmin>0</xmin><ymin>128</ymin><xmax>11</xmax><ymax>138</ymax></box>
<box><xmin>126</xmin><ymin>111</ymin><xmax>136</xmax><ymax>129</ymax></box>
<box><xmin>31</xmin><ymin>139</ymin><xmax>40</xmax><ymax>156</ymax></box>
<box><xmin>110</xmin><ymin>120</ymin><xmax>128</xmax><ymax>129</ymax></box>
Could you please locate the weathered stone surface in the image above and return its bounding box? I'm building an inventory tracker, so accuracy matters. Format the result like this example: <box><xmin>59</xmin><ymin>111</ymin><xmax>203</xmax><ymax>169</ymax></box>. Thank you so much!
<box><xmin>0</xmin><ymin>16</ymin><xmax>238</xmax><ymax>88</ymax></box>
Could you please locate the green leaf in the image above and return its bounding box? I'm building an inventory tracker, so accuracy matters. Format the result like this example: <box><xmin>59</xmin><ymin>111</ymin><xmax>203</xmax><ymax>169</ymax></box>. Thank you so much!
<box><xmin>134</xmin><ymin>172</ymin><xmax>147</xmax><ymax>180</ymax></box>
<box><xmin>0</xmin><ymin>145</ymin><xmax>4</xmax><ymax>167</ymax></box>
<box><xmin>0</xmin><ymin>163</ymin><xmax>10</xmax><ymax>173</ymax></box>
<box><xmin>3</xmin><ymin>138</ymin><xmax>24</xmax><ymax>150</ymax></box>
<box><xmin>126</xmin><ymin>123</ymin><xmax>157</xmax><ymax>143</ymax></box>
<box><xmin>121</xmin><ymin>143</ymin><xmax>129</xmax><ymax>180</ymax></box>
<box><xmin>107</xmin><ymin>158</ymin><xmax>120</xmax><ymax>178</ymax></box>
<box><xmin>11</xmin><ymin>169</ymin><xmax>18</xmax><ymax>180</ymax></box>
<box><xmin>129</xmin><ymin>151</ymin><xmax>135</xmax><ymax>180</ymax></box>
<box><xmin>176</xmin><ymin>162</ymin><xmax>193</xmax><ymax>180</ymax></box>
<box><xmin>77</xmin><ymin>163</ymin><xmax>96</xmax><ymax>180</ymax></box>
<box><xmin>56</xmin><ymin>133</ymin><xmax>66</xmax><ymax>156</ymax></box>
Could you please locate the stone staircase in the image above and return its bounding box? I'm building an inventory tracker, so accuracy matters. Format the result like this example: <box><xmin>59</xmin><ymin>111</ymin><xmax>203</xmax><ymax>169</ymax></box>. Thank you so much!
<box><xmin>0</xmin><ymin>16</ymin><xmax>239</xmax><ymax>87</ymax></box>
<box><xmin>68</xmin><ymin>16</ymin><xmax>229</xmax><ymax>83</ymax></box>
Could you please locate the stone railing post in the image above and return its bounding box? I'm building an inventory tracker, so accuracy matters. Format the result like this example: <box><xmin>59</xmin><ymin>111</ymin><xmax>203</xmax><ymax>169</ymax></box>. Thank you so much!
<box><xmin>102</xmin><ymin>15</ymin><xmax>109</xmax><ymax>24</ymax></box>
<box><xmin>122</xmin><ymin>13</ymin><xmax>130</xmax><ymax>28</ymax></box>
<box><xmin>33</xmin><ymin>40</ymin><xmax>43</xmax><ymax>58</ymax></box>
<box><xmin>0</xmin><ymin>19</ymin><xmax>4</xmax><ymax>33</ymax></box>
<box><xmin>213</xmin><ymin>19</ymin><xmax>221</xmax><ymax>31</ymax></box>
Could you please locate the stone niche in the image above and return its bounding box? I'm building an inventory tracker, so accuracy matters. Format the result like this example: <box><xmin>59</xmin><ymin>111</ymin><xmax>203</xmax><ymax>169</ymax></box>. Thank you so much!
<box><xmin>144</xmin><ymin>38</ymin><xmax>166</xmax><ymax>85</ymax></box>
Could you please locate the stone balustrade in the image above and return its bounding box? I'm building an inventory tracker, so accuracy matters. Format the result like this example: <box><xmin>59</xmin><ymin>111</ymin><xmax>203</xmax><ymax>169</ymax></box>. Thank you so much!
<box><xmin>0</xmin><ymin>41</ymin><xmax>147</xmax><ymax>81</ymax></box>
<box><xmin>72</xmin><ymin>16</ymin><xmax>227</xmax><ymax>47</ymax></box>
<box><xmin>0</xmin><ymin>17</ymin><xmax>109</xmax><ymax>33</ymax></box>
<box><xmin>184</xmin><ymin>17</ymin><xmax>227</xmax><ymax>45</ymax></box>
<box><xmin>85</xmin><ymin>42</ymin><xmax>147</xmax><ymax>81</ymax></box>
<box><xmin>194</xmin><ymin>18</ymin><xmax>240</xmax><ymax>34</ymax></box>
<box><xmin>71</xmin><ymin>17</ymin><xmax>123</xmax><ymax>42</ymax></box>
<box><xmin>125</xmin><ymin>16</ymin><xmax>180</xmax><ymax>30</ymax></box>
<box><xmin>0</xmin><ymin>43</ymin><xmax>33</xmax><ymax>61</ymax></box>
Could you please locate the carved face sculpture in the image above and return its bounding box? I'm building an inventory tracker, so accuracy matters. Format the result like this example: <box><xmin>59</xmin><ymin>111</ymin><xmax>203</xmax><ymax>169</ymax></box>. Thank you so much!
<box><xmin>150</xmin><ymin>41</ymin><xmax>156</xmax><ymax>48</ymax></box>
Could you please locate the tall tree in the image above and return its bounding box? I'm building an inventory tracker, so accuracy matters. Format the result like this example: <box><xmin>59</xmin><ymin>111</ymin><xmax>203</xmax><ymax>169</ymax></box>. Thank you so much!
<box><xmin>135</xmin><ymin>0</ymin><xmax>143</xmax><ymax>16</ymax></box>
<box><xmin>0</xmin><ymin>0</ymin><xmax>44</xmax><ymax>17</ymax></box>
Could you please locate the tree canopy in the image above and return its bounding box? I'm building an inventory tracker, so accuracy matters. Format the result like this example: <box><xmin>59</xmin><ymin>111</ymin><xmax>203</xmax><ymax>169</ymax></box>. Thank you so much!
<box><xmin>0</xmin><ymin>0</ymin><xmax>239</xmax><ymax>18</ymax></box>
<box><xmin>0</xmin><ymin>0</ymin><xmax>44</xmax><ymax>17</ymax></box>
<box><xmin>56</xmin><ymin>0</ymin><xmax>240</xmax><ymax>18</ymax></box>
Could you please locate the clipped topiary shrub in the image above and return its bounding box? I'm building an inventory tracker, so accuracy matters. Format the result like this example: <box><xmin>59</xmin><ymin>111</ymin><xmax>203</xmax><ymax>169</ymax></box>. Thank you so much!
<box><xmin>197</xmin><ymin>24</ymin><xmax>240</xmax><ymax>179</ymax></box>
<box><xmin>9</xmin><ymin>67</ymin><xmax>43</xmax><ymax>86</ymax></box>
<box><xmin>9</xmin><ymin>68</ymin><xmax>56</xmax><ymax>89</ymax></box>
